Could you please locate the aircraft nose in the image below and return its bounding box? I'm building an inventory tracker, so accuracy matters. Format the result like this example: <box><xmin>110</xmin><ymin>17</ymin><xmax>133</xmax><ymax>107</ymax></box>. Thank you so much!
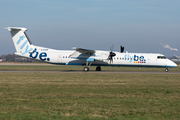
<box><xmin>174</xmin><ymin>62</ymin><xmax>177</xmax><ymax>67</ymax></box>
<box><xmin>171</xmin><ymin>61</ymin><xmax>177</xmax><ymax>67</ymax></box>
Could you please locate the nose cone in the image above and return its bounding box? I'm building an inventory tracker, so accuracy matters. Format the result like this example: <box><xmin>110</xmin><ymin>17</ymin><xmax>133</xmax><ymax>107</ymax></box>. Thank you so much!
<box><xmin>169</xmin><ymin>60</ymin><xmax>177</xmax><ymax>67</ymax></box>
<box><xmin>174</xmin><ymin>62</ymin><xmax>177</xmax><ymax>67</ymax></box>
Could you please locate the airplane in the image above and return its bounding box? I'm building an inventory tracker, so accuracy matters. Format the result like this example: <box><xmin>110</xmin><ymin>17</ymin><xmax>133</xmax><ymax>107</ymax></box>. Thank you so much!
<box><xmin>5</xmin><ymin>27</ymin><xmax>177</xmax><ymax>72</ymax></box>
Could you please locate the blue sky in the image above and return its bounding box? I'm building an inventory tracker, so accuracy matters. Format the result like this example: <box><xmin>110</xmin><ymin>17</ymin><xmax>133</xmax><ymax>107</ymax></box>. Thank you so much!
<box><xmin>1</xmin><ymin>0</ymin><xmax>180</xmax><ymax>56</ymax></box>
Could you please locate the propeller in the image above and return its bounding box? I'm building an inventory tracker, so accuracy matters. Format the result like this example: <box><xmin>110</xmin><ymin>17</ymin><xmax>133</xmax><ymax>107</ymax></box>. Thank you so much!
<box><xmin>108</xmin><ymin>45</ymin><xmax>116</xmax><ymax>63</ymax></box>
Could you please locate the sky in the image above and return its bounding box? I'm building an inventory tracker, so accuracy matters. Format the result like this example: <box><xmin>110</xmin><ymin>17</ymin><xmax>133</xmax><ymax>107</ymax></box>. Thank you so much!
<box><xmin>0</xmin><ymin>0</ymin><xmax>180</xmax><ymax>57</ymax></box>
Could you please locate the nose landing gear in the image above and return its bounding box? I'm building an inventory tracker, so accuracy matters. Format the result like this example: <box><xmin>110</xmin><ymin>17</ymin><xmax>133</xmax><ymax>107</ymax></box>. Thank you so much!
<box><xmin>165</xmin><ymin>68</ymin><xmax>169</xmax><ymax>72</ymax></box>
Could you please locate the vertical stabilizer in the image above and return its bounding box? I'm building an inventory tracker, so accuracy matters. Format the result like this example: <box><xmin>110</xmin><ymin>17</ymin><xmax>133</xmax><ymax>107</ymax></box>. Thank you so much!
<box><xmin>6</xmin><ymin>27</ymin><xmax>34</xmax><ymax>56</ymax></box>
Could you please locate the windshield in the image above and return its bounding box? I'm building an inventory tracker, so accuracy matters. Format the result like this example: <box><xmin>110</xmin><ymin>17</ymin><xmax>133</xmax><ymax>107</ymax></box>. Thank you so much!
<box><xmin>157</xmin><ymin>56</ymin><xmax>167</xmax><ymax>59</ymax></box>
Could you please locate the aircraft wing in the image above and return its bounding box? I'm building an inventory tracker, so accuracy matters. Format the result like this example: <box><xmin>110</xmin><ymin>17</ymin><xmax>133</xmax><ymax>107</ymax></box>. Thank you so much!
<box><xmin>69</xmin><ymin>47</ymin><xmax>95</xmax><ymax>59</ymax></box>
<box><xmin>70</xmin><ymin>47</ymin><xmax>109</xmax><ymax>61</ymax></box>
<box><xmin>72</xmin><ymin>47</ymin><xmax>95</xmax><ymax>54</ymax></box>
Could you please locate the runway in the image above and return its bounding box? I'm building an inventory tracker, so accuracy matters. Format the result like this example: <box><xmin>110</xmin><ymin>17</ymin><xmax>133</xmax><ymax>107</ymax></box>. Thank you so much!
<box><xmin>0</xmin><ymin>70</ymin><xmax>179</xmax><ymax>74</ymax></box>
<box><xmin>0</xmin><ymin>63</ymin><xmax>179</xmax><ymax>74</ymax></box>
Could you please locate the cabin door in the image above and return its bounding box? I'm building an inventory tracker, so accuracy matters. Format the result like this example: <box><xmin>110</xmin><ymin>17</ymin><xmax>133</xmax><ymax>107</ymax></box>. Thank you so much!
<box><xmin>57</xmin><ymin>54</ymin><xmax>62</xmax><ymax>63</ymax></box>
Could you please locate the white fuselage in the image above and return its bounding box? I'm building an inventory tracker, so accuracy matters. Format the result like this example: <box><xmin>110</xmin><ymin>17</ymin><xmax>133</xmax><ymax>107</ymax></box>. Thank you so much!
<box><xmin>15</xmin><ymin>45</ymin><xmax>177</xmax><ymax>68</ymax></box>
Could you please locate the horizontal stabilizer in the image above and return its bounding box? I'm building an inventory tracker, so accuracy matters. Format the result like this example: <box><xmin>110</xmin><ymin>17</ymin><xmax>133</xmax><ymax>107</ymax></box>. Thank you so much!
<box><xmin>5</xmin><ymin>27</ymin><xmax>27</xmax><ymax>31</ymax></box>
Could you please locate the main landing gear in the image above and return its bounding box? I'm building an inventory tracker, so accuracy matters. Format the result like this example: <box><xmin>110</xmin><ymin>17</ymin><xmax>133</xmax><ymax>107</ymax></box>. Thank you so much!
<box><xmin>83</xmin><ymin>61</ymin><xmax>92</xmax><ymax>72</ymax></box>
<box><xmin>84</xmin><ymin>67</ymin><xmax>89</xmax><ymax>72</ymax></box>
<box><xmin>84</xmin><ymin>66</ymin><xmax>102</xmax><ymax>72</ymax></box>
<box><xmin>83</xmin><ymin>61</ymin><xmax>102</xmax><ymax>72</ymax></box>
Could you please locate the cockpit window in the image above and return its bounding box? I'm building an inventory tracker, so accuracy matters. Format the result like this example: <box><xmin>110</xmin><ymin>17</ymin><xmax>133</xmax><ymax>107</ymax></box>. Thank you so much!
<box><xmin>157</xmin><ymin>56</ymin><xmax>167</xmax><ymax>59</ymax></box>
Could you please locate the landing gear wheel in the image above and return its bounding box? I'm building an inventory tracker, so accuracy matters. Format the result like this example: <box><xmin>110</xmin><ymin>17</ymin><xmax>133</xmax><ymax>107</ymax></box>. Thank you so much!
<box><xmin>84</xmin><ymin>67</ymin><xmax>89</xmax><ymax>72</ymax></box>
<box><xmin>165</xmin><ymin>68</ymin><xmax>169</xmax><ymax>72</ymax></box>
<box><xmin>96</xmin><ymin>66</ymin><xmax>101</xmax><ymax>71</ymax></box>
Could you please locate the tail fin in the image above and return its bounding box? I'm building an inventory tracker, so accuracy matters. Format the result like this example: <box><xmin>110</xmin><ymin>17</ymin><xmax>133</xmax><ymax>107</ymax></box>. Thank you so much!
<box><xmin>6</xmin><ymin>27</ymin><xmax>34</xmax><ymax>56</ymax></box>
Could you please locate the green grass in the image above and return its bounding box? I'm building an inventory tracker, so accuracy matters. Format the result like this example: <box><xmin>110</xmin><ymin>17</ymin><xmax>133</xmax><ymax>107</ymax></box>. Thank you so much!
<box><xmin>0</xmin><ymin>71</ymin><xmax>180</xmax><ymax>119</ymax></box>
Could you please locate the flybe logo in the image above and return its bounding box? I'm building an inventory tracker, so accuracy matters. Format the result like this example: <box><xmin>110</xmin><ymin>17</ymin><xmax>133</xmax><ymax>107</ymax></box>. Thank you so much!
<box><xmin>17</xmin><ymin>35</ymin><xmax>33</xmax><ymax>55</ymax></box>
<box><xmin>29</xmin><ymin>48</ymin><xmax>50</xmax><ymax>61</ymax></box>
<box><xmin>133</xmin><ymin>55</ymin><xmax>146</xmax><ymax>63</ymax></box>
<box><xmin>17</xmin><ymin>35</ymin><xmax>50</xmax><ymax>61</ymax></box>
<box><xmin>124</xmin><ymin>54</ymin><xmax>146</xmax><ymax>63</ymax></box>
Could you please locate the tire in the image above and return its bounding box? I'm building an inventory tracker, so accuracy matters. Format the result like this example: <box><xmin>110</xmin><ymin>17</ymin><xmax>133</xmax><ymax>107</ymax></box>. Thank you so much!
<box><xmin>96</xmin><ymin>66</ymin><xmax>101</xmax><ymax>71</ymax></box>
<box><xmin>165</xmin><ymin>68</ymin><xmax>169</xmax><ymax>72</ymax></box>
<box><xmin>84</xmin><ymin>67</ymin><xmax>89</xmax><ymax>72</ymax></box>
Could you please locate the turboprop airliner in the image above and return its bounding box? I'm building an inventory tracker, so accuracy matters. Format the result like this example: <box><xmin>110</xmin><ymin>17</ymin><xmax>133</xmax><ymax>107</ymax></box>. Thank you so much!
<box><xmin>6</xmin><ymin>27</ymin><xmax>177</xmax><ymax>72</ymax></box>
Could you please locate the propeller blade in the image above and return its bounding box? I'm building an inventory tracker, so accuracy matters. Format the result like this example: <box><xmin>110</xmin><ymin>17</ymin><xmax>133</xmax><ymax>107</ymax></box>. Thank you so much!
<box><xmin>108</xmin><ymin>51</ymin><xmax>116</xmax><ymax>64</ymax></box>
<box><xmin>108</xmin><ymin>45</ymin><xmax>116</xmax><ymax>64</ymax></box>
